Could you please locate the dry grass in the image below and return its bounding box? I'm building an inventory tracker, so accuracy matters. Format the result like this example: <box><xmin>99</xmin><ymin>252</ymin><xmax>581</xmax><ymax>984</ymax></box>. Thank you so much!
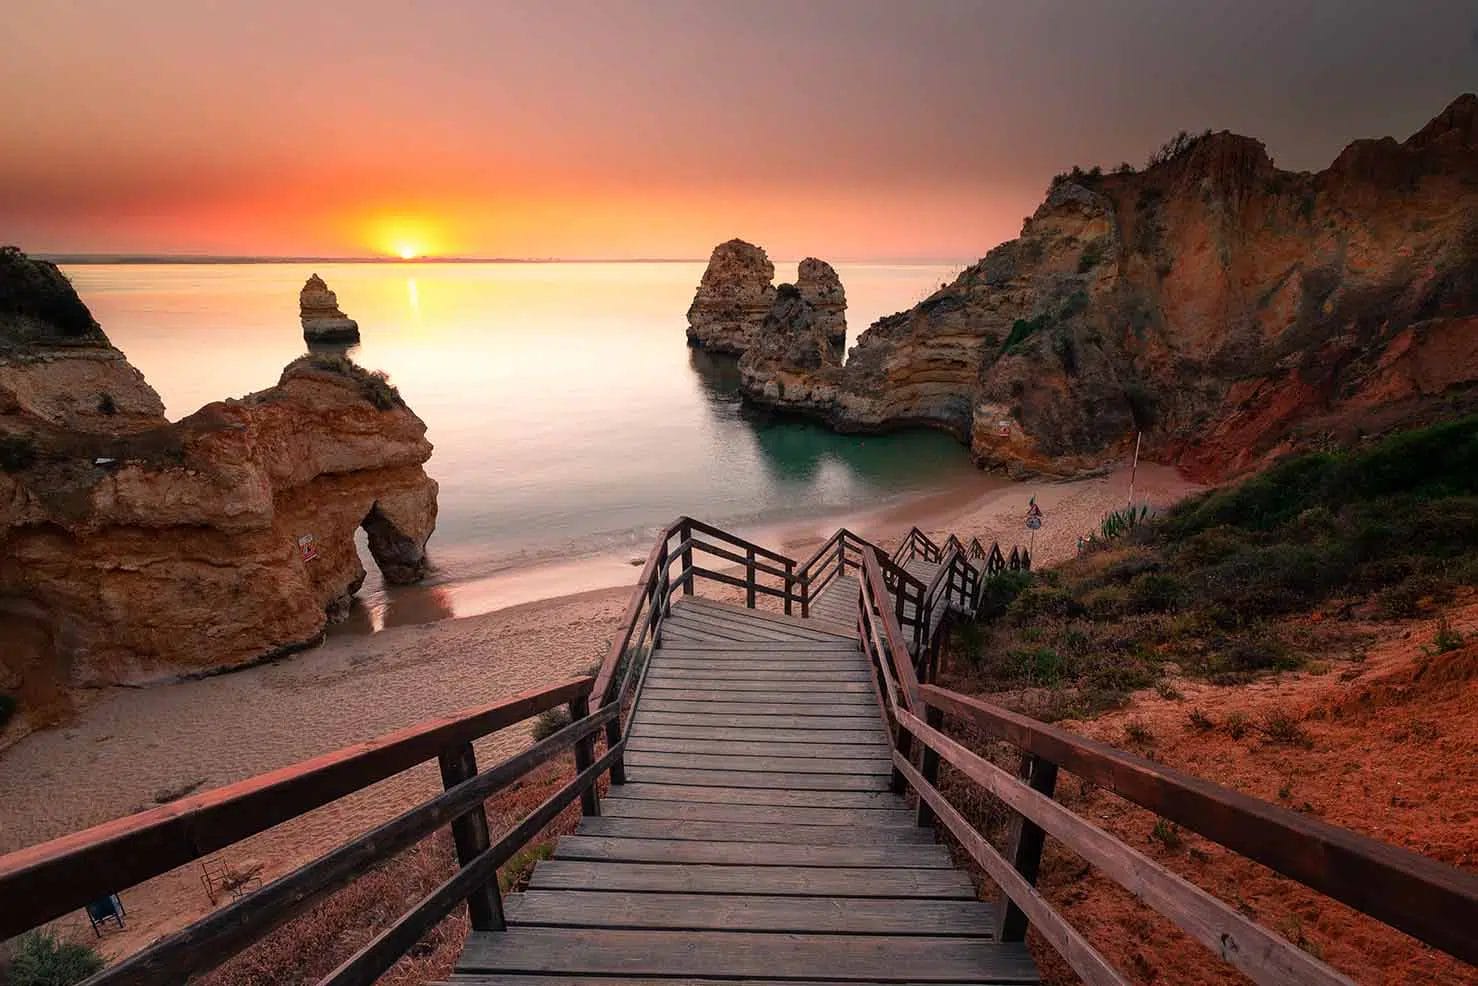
<box><xmin>201</xmin><ymin>759</ymin><xmax>583</xmax><ymax>986</ymax></box>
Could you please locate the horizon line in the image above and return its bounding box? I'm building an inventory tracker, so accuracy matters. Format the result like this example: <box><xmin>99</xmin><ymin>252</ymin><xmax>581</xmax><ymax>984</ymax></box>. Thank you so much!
<box><xmin>33</xmin><ymin>252</ymin><xmax>978</xmax><ymax>267</ymax></box>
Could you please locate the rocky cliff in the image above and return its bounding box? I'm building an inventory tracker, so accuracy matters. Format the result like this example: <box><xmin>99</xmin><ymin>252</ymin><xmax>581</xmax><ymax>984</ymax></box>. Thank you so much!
<box><xmin>738</xmin><ymin>260</ymin><xmax>848</xmax><ymax>400</ymax></box>
<box><xmin>686</xmin><ymin>239</ymin><xmax>776</xmax><ymax>353</ymax></box>
<box><xmin>0</xmin><ymin>249</ymin><xmax>436</xmax><ymax>721</ymax></box>
<box><xmin>738</xmin><ymin>95</ymin><xmax>1478</xmax><ymax>480</ymax></box>
<box><xmin>300</xmin><ymin>273</ymin><xmax>360</xmax><ymax>344</ymax></box>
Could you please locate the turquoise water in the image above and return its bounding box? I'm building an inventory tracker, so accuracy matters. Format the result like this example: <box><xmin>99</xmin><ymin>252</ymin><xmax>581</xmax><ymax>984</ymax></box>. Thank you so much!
<box><xmin>63</xmin><ymin>261</ymin><xmax>977</xmax><ymax>621</ymax></box>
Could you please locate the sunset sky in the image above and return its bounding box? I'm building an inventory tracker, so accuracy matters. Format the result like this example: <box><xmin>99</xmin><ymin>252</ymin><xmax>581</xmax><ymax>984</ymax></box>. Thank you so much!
<box><xmin>4</xmin><ymin>1</ymin><xmax>1475</xmax><ymax>261</ymax></box>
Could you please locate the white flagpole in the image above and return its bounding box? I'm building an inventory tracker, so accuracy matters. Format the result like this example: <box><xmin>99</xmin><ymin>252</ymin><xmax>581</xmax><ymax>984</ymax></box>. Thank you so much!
<box><xmin>1127</xmin><ymin>431</ymin><xmax>1142</xmax><ymax>508</ymax></box>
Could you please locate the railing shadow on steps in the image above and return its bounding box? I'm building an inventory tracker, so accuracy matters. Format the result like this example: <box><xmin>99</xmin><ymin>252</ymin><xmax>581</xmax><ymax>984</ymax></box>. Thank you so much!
<box><xmin>0</xmin><ymin>677</ymin><xmax>620</xmax><ymax>986</ymax></box>
<box><xmin>856</xmin><ymin>549</ymin><xmax>1478</xmax><ymax>985</ymax></box>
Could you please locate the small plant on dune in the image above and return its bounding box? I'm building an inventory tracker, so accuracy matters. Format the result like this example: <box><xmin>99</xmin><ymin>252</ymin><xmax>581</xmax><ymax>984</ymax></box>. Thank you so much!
<box><xmin>7</xmin><ymin>930</ymin><xmax>104</xmax><ymax>986</ymax></box>
<box><xmin>1224</xmin><ymin>711</ymin><xmax>1250</xmax><ymax>739</ymax></box>
<box><xmin>498</xmin><ymin>841</ymin><xmax>553</xmax><ymax>892</ymax></box>
<box><xmin>530</xmin><ymin>707</ymin><xmax>572</xmax><ymax>742</ymax></box>
<box><xmin>1154</xmin><ymin>680</ymin><xmax>1183</xmax><ymax>701</ymax></box>
<box><xmin>1186</xmin><ymin>707</ymin><xmax>1214</xmax><ymax>732</ymax></box>
<box><xmin>1262</xmin><ymin>709</ymin><xmax>1314</xmax><ymax>749</ymax></box>
<box><xmin>1149</xmin><ymin>819</ymin><xmax>1184</xmax><ymax>851</ymax></box>
<box><xmin>1124</xmin><ymin>718</ymin><xmax>1154</xmax><ymax>746</ymax></box>
<box><xmin>954</xmin><ymin>619</ymin><xmax>987</xmax><ymax>669</ymax></box>
<box><xmin>1426</xmin><ymin>616</ymin><xmax>1466</xmax><ymax>654</ymax></box>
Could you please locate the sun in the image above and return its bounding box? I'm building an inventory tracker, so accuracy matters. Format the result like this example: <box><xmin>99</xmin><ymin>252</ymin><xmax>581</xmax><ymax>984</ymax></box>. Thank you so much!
<box><xmin>397</xmin><ymin>244</ymin><xmax>420</xmax><ymax>260</ymax></box>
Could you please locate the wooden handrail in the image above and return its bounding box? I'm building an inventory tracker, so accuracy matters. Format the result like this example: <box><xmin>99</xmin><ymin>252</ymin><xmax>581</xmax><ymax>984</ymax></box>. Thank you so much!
<box><xmin>919</xmin><ymin>685</ymin><xmax>1478</xmax><ymax>965</ymax></box>
<box><xmin>0</xmin><ymin>677</ymin><xmax>593</xmax><ymax>939</ymax></box>
<box><xmin>80</xmin><ymin>705</ymin><xmax>617</xmax><ymax>984</ymax></box>
<box><xmin>861</xmin><ymin>550</ymin><xmax>920</xmax><ymax>712</ymax></box>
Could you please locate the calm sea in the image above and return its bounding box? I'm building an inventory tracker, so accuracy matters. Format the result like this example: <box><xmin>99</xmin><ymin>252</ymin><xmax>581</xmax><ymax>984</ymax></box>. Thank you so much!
<box><xmin>63</xmin><ymin>261</ymin><xmax>983</xmax><ymax>628</ymax></box>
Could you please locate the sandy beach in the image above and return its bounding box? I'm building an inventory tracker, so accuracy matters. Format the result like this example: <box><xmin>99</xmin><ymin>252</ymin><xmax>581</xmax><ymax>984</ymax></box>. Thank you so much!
<box><xmin>0</xmin><ymin>462</ymin><xmax>1200</xmax><ymax>959</ymax></box>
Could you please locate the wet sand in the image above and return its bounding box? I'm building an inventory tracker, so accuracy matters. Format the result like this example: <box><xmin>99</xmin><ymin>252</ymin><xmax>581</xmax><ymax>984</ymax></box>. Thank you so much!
<box><xmin>0</xmin><ymin>462</ymin><xmax>1201</xmax><ymax>959</ymax></box>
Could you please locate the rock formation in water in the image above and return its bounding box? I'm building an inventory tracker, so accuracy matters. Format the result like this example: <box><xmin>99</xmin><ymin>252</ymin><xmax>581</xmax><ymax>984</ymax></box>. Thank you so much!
<box><xmin>738</xmin><ymin>261</ymin><xmax>848</xmax><ymax>402</ymax></box>
<box><xmin>0</xmin><ymin>249</ymin><xmax>436</xmax><ymax>722</ymax></box>
<box><xmin>300</xmin><ymin>273</ymin><xmax>360</xmax><ymax>344</ymax></box>
<box><xmin>685</xmin><ymin>239</ymin><xmax>776</xmax><ymax>353</ymax></box>
<box><xmin>737</xmin><ymin>94</ymin><xmax>1478</xmax><ymax>480</ymax></box>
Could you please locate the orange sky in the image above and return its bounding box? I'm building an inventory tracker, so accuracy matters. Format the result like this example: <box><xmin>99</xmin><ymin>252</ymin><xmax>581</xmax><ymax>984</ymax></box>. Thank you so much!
<box><xmin>3</xmin><ymin>1</ymin><xmax>1474</xmax><ymax>260</ymax></box>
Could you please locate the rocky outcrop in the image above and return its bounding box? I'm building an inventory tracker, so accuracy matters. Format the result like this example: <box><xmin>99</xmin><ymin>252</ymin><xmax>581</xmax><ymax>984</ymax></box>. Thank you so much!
<box><xmin>738</xmin><ymin>95</ymin><xmax>1478</xmax><ymax>480</ymax></box>
<box><xmin>796</xmin><ymin>258</ymin><xmax>847</xmax><ymax>353</ymax></box>
<box><xmin>686</xmin><ymin>239</ymin><xmax>776</xmax><ymax>353</ymax></box>
<box><xmin>738</xmin><ymin>265</ymin><xmax>848</xmax><ymax>403</ymax></box>
<box><xmin>300</xmin><ymin>273</ymin><xmax>360</xmax><ymax>344</ymax></box>
<box><xmin>0</xmin><ymin>250</ymin><xmax>436</xmax><ymax>721</ymax></box>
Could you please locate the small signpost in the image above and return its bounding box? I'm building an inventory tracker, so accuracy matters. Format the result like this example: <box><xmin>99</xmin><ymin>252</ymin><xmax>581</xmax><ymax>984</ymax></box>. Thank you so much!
<box><xmin>1025</xmin><ymin>497</ymin><xmax>1043</xmax><ymax>554</ymax></box>
<box><xmin>298</xmin><ymin>534</ymin><xmax>318</xmax><ymax>563</ymax></box>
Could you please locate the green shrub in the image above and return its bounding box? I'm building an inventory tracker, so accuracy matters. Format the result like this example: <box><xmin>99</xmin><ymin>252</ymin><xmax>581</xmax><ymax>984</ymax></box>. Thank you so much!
<box><xmin>1126</xmin><ymin>573</ymin><xmax>1184</xmax><ymax>613</ymax></box>
<box><xmin>1009</xmin><ymin>647</ymin><xmax>1069</xmax><ymax>686</ymax></box>
<box><xmin>1077</xmin><ymin>239</ymin><xmax>1107</xmax><ymax>273</ymax></box>
<box><xmin>0</xmin><ymin>693</ymin><xmax>14</xmax><ymax>728</ymax></box>
<box><xmin>1002</xmin><ymin>315</ymin><xmax>1050</xmax><ymax>354</ymax></box>
<box><xmin>530</xmin><ymin>707</ymin><xmax>571</xmax><ymax>741</ymax></box>
<box><xmin>7</xmin><ymin>930</ymin><xmax>104</xmax><ymax>986</ymax></box>
<box><xmin>0</xmin><ymin>434</ymin><xmax>39</xmax><ymax>472</ymax></box>
<box><xmin>954</xmin><ymin>619</ymin><xmax>987</xmax><ymax>669</ymax></box>
<box><xmin>96</xmin><ymin>392</ymin><xmax>118</xmax><ymax>415</ymax></box>
<box><xmin>977</xmin><ymin>571</ymin><xmax>1032</xmax><ymax>620</ymax></box>
<box><xmin>1007</xmin><ymin>585</ymin><xmax>1083</xmax><ymax>622</ymax></box>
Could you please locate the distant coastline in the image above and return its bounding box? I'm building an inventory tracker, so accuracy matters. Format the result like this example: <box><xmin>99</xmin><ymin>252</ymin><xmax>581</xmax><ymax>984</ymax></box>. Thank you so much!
<box><xmin>37</xmin><ymin>254</ymin><xmax>974</xmax><ymax>266</ymax></box>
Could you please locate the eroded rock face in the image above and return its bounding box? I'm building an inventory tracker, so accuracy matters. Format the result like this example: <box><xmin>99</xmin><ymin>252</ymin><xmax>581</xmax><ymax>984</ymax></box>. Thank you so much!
<box><xmin>686</xmin><ymin>239</ymin><xmax>776</xmax><ymax>353</ymax></box>
<box><xmin>300</xmin><ymin>273</ymin><xmax>360</xmax><ymax>344</ymax></box>
<box><xmin>739</xmin><ymin>95</ymin><xmax>1478</xmax><ymax>480</ymax></box>
<box><xmin>738</xmin><ymin>271</ymin><xmax>848</xmax><ymax>404</ymax></box>
<box><xmin>0</xmin><ymin>251</ymin><xmax>436</xmax><ymax>718</ymax></box>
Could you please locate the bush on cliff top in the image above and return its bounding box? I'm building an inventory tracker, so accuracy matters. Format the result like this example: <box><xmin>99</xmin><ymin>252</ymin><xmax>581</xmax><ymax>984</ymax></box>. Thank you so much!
<box><xmin>947</xmin><ymin>416</ymin><xmax>1478</xmax><ymax>718</ymax></box>
<box><xmin>284</xmin><ymin>354</ymin><xmax>404</xmax><ymax>411</ymax></box>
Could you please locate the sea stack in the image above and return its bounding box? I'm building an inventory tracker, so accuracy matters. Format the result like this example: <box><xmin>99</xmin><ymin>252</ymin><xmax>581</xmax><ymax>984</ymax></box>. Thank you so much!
<box><xmin>737</xmin><ymin>261</ymin><xmax>848</xmax><ymax>409</ymax></box>
<box><xmin>299</xmin><ymin>273</ymin><xmax>360</xmax><ymax>344</ymax></box>
<box><xmin>685</xmin><ymin>239</ymin><xmax>776</xmax><ymax>354</ymax></box>
<box><xmin>795</xmin><ymin>258</ymin><xmax>847</xmax><ymax>355</ymax></box>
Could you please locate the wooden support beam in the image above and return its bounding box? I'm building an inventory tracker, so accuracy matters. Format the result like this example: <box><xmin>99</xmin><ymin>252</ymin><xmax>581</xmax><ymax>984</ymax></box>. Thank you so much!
<box><xmin>996</xmin><ymin>753</ymin><xmax>1057</xmax><ymax>942</ymax></box>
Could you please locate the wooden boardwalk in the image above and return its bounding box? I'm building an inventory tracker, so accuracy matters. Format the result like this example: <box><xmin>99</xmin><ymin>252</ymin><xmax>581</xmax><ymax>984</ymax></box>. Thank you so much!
<box><xmin>446</xmin><ymin>595</ymin><xmax>1039</xmax><ymax>984</ymax></box>
<box><xmin>809</xmin><ymin>556</ymin><xmax>948</xmax><ymax>648</ymax></box>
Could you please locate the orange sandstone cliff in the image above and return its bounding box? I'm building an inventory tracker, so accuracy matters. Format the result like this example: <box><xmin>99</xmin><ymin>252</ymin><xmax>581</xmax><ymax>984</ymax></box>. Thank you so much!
<box><xmin>738</xmin><ymin>95</ymin><xmax>1478</xmax><ymax>480</ymax></box>
<box><xmin>0</xmin><ymin>248</ymin><xmax>437</xmax><ymax>719</ymax></box>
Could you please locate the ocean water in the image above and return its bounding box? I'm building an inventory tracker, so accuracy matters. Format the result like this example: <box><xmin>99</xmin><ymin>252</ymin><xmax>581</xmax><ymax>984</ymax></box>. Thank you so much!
<box><xmin>63</xmin><ymin>261</ymin><xmax>981</xmax><ymax>625</ymax></box>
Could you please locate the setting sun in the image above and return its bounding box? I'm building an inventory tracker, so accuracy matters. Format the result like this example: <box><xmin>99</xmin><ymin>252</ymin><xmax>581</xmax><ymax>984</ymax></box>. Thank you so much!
<box><xmin>397</xmin><ymin>245</ymin><xmax>419</xmax><ymax>260</ymax></box>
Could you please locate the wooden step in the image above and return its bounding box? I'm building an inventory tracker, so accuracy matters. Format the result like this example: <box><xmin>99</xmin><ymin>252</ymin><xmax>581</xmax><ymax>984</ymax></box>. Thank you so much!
<box><xmin>552</xmin><ymin>835</ymin><xmax>952</xmax><ymax>868</ymax></box>
<box><xmin>623</xmin><ymin>766</ymin><xmax>891</xmax><ymax>791</ymax></box>
<box><xmin>627</xmin><ymin>723</ymin><xmax>889</xmax><ymax>744</ymax></box>
<box><xmin>626</xmin><ymin>735</ymin><xmax>892</xmax><ymax>760</ymax></box>
<box><xmin>527</xmin><ymin>861</ymin><xmax>976</xmax><ymax>898</ymax></box>
<box><xmin>600</xmin><ymin>798</ymin><xmax>916</xmax><ymax>827</ymax></box>
<box><xmin>640</xmin><ymin>686</ymin><xmax>877</xmax><ymax>704</ymax></box>
<box><xmin>634</xmin><ymin>709</ymin><xmax>882</xmax><ymax>730</ymax></box>
<box><xmin>604</xmin><ymin>782</ymin><xmax>905</xmax><ymax>809</ymax></box>
<box><xmin>639</xmin><ymin>699</ymin><xmax>878</xmax><ymax>717</ymax></box>
<box><xmin>575</xmin><ymin>816</ymin><xmax>934</xmax><ymax>846</ymax></box>
<box><xmin>504</xmin><ymin>890</ymin><xmax>995</xmax><ymax>936</ymax></box>
<box><xmin>455</xmin><ymin>927</ymin><xmax>1036</xmax><ymax>981</ymax></box>
<box><xmin>624</xmin><ymin>751</ymin><xmax>891</xmax><ymax>776</ymax></box>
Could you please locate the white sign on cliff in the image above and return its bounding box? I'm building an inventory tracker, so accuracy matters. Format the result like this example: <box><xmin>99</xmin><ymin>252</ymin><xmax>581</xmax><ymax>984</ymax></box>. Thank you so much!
<box><xmin>298</xmin><ymin>534</ymin><xmax>318</xmax><ymax>562</ymax></box>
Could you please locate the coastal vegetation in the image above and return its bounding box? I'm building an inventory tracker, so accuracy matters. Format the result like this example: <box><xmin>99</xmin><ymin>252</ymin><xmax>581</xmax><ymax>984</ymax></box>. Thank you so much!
<box><xmin>3</xmin><ymin>930</ymin><xmax>103</xmax><ymax>986</ymax></box>
<box><xmin>945</xmin><ymin>415</ymin><xmax>1478</xmax><ymax>719</ymax></box>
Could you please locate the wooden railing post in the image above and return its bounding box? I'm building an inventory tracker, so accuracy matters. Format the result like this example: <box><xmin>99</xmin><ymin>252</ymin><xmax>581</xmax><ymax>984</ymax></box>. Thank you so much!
<box><xmin>746</xmin><ymin>547</ymin><xmax>757</xmax><ymax>608</ymax></box>
<box><xmin>437</xmin><ymin>742</ymin><xmax>505</xmax><ymax>931</ymax></box>
<box><xmin>996</xmin><ymin>752</ymin><xmax>1059</xmax><ymax>942</ymax></box>
<box><xmin>569</xmin><ymin>695</ymin><xmax>600</xmax><ymax>816</ymax></box>
<box><xmin>658</xmin><ymin>541</ymin><xmax>671</xmax><ymax>618</ymax></box>
<box><xmin>785</xmin><ymin>559</ymin><xmax>795</xmax><ymax>616</ymax></box>
<box><xmin>680</xmin><ymin>520</ymin><xmax>694</xmax><ymax>595</ymax></box>
<box><xmin>915</xmin><ymin>706</ymin><xmax>944</xmax><ymax>827</ymax></box>
<box><xmin>605</xmin><ymin>715</ymin><xmax>626</xmax><ymax>785</ymax></box>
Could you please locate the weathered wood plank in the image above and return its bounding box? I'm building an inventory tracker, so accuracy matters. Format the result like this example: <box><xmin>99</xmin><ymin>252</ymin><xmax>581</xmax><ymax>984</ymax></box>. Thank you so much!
<box><xmin>646</xmin><ymin>667</ymin><xmax>871</xmax><ymax>683</ymax></box>
<box><xmin>600</xmin><ymin>799</ymin><xmax>915</xmax><ymax>827</ymax></box>
<box><xmin>603</xmin><ymin>783</ymin><xmax>905</xmax><ymax>809</ymax></box>
<box><xmin>624</xmin><ymin>751</ymin><xmax>892</xmax><ymax>776</ymax></box>
<box><xmin>526</xmin><ymin>862</ymin><xmax>975</xmax><ymax>898</ymax></box>
<box><xmin>624</xmin><ymin>766</ymin><xmax>891</xmax><ymax>791</ymax></box>
<box><xmin>455</xmin><ymin>928</ymin><xmax>1035</xmax><ymax>981</ymax></box>
<box><xmin>575</xmin><ymin>816</ymin><xmax>933</xmax><ymax>845</ymax></box>
<box><xmin>640</xmin><ymin>699</ymin><xmax>877</xmax><ymax>716</ymax></box>
<box><xmin>444</xmin><ymin>976</ymin><xmax>1035</xmax><ymax>986</ymax></box>
<box><xmin>503</xmin><ymin>890</ymin><xmax>994</xmax><ymax>936</ymax></box>
<box><xmin>634</xmin><ymin>710</ymin><xmax>883</xmax><ymax>730</ymax></box>
<box><xmin>642</xmin><ymin>684</ymin><xmax>876</xmax><ymax>702</ymax></box>
<box><xmin>652</xmin><ymin>641</ymin><xmax>862</xmax><ymax>653</ymax></box>
<box><xmin>628</xmin><ymin>723</ymin><xmax>889</xmax><ymax>745</ymax></box>
<box><xmin>553</xmin><ymin>836</ymin><xmax>951</xmax><ymax>868</ymax></box>
<box><xmin>626</xmin><ymin>736</ymin><xmax>892</xmax><ymax>760</ymax></box>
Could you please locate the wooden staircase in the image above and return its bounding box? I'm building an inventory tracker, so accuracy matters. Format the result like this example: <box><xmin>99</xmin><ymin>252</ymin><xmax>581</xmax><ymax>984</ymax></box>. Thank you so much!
<box><xmin>444</xmin><ymin>597</ymin><xmax>1038</xmax><ymax>984</ymax></box>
